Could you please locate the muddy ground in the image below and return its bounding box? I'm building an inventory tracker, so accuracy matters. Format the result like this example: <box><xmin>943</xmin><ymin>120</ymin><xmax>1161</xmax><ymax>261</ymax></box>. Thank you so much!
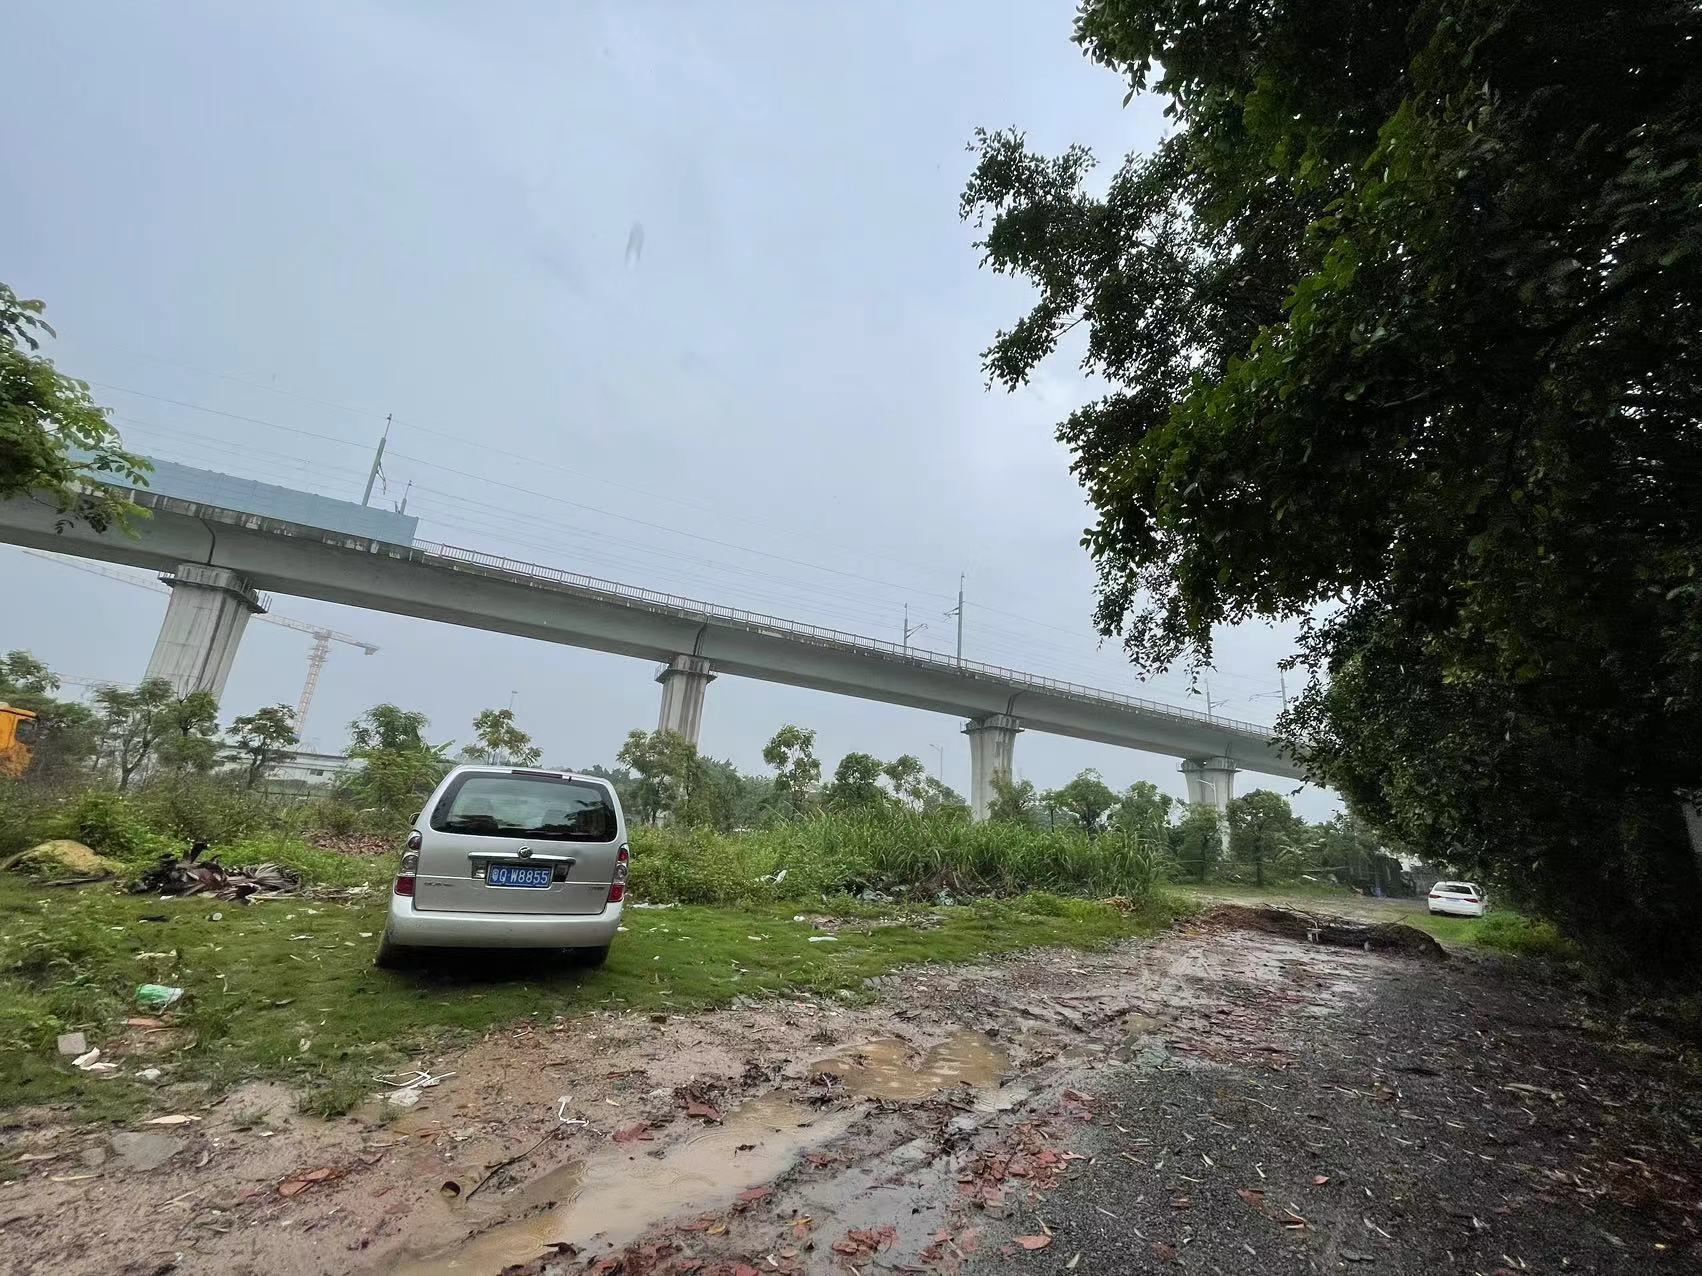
<box><xmin>2</xmin><ymin>909</ymin><xmax>1698</xmax><ymax>1275</ymax></box>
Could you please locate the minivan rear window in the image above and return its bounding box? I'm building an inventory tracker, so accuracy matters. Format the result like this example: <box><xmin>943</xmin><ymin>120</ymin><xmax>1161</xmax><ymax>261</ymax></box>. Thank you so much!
<box><xmin>430</xmin><ymin>773</ymin><xmax>616</xmax><ymax>842</ymax></box>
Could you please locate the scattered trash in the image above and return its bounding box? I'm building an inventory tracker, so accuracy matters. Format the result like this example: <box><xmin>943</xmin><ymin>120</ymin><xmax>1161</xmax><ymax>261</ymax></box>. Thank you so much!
<box><xmin>136</xmin><ymin>985</ymin><xmax>185</xmax><ymax>1012</ymax></box>
<box><xmin>136</xmin><ymin>1067</ymin><xmax>163</xmax><ymax>1084</ymax></box>
<box><xmin>209</xmin><ymin>912</ymin><xmax>222</xmax><ymax>922</ymax></box>
<box><xmin>375</xmin><ymin>1069</ymin><xmax>455</xmax><ymax>1091</ymax></box>
<box><xmin>71</xmin><ymin>1048</ymin><xmax>117</xmax><ymax>1074</ymax></box>
<box><xmin>56</xmin><ymin>1031</ymin><xmax>87</xmax><ymax>1057</ymax></box>
<box><xmin>386</xmin><ymin>1088</ymin><xmax>423</xmax><ymax>1110</ymax></box>
<box><xmin>132</xmin><ymin>849</ymin><xmax>302</xmax><ymax>902</ymax></box>
<box><xmin>143</xmin><ymin>1114</ymin><xmax>200</xmax><ymax>1126</ymax></box>
<box><xmin>807</xmin><ymin>935</ymin><xmax>838</xmax><ymax>944</ymax></box>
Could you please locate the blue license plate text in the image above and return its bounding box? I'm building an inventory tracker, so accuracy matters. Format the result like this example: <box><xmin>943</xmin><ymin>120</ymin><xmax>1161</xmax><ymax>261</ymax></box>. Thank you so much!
<box><xmin>488</xmin><ymin>864</ymin><xmax>552</xmax><ymax>888</ymax></box>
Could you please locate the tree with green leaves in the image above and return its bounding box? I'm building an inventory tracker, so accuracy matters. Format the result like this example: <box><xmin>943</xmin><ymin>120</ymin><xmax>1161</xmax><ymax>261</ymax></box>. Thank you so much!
<box><xmin>1044</xmin><ymin>769</ymin><xmax>1118</xmax><ymax>835</ymax></box>
<box><xmin>228</xmin><ymin>704</ymin><xmax>300</xmax><ymax>789</ymax></box>
<box><xmin>155</xmin><ymin>689</ymin><xmax>221</xmax><ymax>774</ymax></box>
<box><xmin>881</xmin><ymin>754</ymin><xmax>928</xmax><ymax>808</ymax></box>
<box><xmin>964</xmin><ymin>0</ymin><xmax>1702</xmax><ymax>971</ymax></box>
<box><xmin>1228</xmin><ymin>790</ymin><xmax>1305</xmax><ymax>887</ymax></box>
<box><xmin>0</xmin><ymin>650</ymin><xmax>98</xmax><ymax>780</ymax></box>
<box><xmin>344</xmin><ymin>704</ymin><xmax>451</xmax><ymax>822</ymax></box>
<box><xmin>1170</xmin><ymin>805</ymin><xmax>1225</xmax><ymax>883</ymax></box>
<box><xmin>827</xmin><ymin>752</ymin><xmax>890</xmax><ymax>812</ymax></box>
<box><xmin>93</xmin><ymin>678</ymin><xmax>180</xmax><ymax>790</ymax></box>
<box><xmin>617</xmin><ymin>728</ymin><xmax>705</xmax><ymax>825</ymax></box>
<box><xmin>460</xmin><ymin>707</ymin><xmax>541</xmax><ymax>767</ymax></box>
<box><xmin>762</xmin><ymin>724</ymin><xmax>821</xmax><ymax>815</ymax></box>
<box><xmin>987</xmin><ymin>772</ymin><xmax>1038</xmax><ymax>826</ymax></box>
<box><xmin>920</xmin><ymin>775</ymin><xmax>970</xmax><ymax>819</ymax></box>
<box><xmin>2</xmin><ymin>283</ymin><xmax>147</xmax><ymax>530</ymax></box>
<box><xmin>1110</xmin><ymin>781</ymin><xmax>1173</xmax><ymax>847</ymax></box>
<box><xmin>0</xmin><ymin>651</ymin><xmax>55</xmax><ymax>697</ymax></box>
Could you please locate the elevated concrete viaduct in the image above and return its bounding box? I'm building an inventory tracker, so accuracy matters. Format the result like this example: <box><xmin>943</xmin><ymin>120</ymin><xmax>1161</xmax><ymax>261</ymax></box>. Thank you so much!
<box><xmin>1</xmin><ymin>489</ymin><xmax>1305</xmax><ymax>817</ymax></box>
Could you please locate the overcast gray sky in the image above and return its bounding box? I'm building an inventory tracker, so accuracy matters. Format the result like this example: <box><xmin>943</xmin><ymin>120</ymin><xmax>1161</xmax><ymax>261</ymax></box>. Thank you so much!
<box><xmin>3</xmin><ymin>0</ymin><xmax>1335</xmax><ymax>818</ymax></box>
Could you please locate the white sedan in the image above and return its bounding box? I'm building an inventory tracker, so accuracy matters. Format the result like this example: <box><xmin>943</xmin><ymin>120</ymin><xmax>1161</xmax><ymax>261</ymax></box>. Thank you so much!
<box><xmin>1427</xmin><ymin>881</ymin><xmax>1486</xmax><ymax>917</ymax></box>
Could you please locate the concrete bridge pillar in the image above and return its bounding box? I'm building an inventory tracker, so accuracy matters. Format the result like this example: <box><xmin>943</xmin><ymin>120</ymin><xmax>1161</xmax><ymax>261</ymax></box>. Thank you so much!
<box><xmin>655</xmin><ymin>655</ymin><xmax>715</xmax><ymax>747</ymax></box>
<box><xmin>964</xmin><ymin>713</ymin><xmax>1023</xmax><ymax>821</ymax></box>
<box><xmin>144</xmin><ymin>563</ymin><xmax>266</xmax><ymax>700</ymax></box>
<box><xmin>1181</xmin><ymin>755</ymin><xmax>1239</xmax><ymax>852</ymax></box>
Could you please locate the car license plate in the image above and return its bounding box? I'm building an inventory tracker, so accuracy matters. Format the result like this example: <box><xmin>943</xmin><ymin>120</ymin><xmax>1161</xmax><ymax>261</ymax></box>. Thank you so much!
<box><xmin>487</xmin><ymin>864</ymin><xmax>553</xmax><ymax>888</ymax></box>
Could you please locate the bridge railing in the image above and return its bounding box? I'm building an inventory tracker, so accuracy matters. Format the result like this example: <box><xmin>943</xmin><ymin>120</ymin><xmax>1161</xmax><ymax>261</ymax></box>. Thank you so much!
<box><xmin>411</xmin><ymin>540</ymin><xmax>1273</xmax><ymax>739</ymax></box>
<box><xmin>116</xmin><ymin>489</ymin><xmax>1274</xmax><ymax>739</ymax></box>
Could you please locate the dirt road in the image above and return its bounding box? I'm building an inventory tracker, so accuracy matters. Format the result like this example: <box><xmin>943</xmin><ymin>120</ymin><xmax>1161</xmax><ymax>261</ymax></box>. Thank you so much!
<box><xmin>2</xmin><ymin>909</ymin><xmax>1697</xmax><ymax>1274</ymax></box>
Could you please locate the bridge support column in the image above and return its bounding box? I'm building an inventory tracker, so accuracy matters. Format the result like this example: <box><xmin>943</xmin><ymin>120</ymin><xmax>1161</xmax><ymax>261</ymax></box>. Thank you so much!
<box><xmin>655</xmin><ymin>655</ymin><xmax>715</xmax><ymax>747</ymax></box>
<box><xmin>144</xmin><ymin>563</ymin><xmax>266</xmax><ymax>700</ymax></box>
<box><xmin>964</xmin><ymin>713</ymin><xmax>1023</xmax><ymax>822</ymax></box>
<box><xmin>1181</xmin><ymin>755</ymin><xmax>1238</xmax><ymax>852</ymax></box>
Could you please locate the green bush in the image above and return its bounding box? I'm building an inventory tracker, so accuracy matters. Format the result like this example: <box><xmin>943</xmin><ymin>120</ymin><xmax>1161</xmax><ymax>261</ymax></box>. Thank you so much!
<box><xmin>629</xmin><ymin>810</ymin><xmax>1165</xmax><ymax>907</ymax></box>
<box><xmin>1474</xmin><ymin>911</ymin><xmax>1582</xmax><ymax>962</ymax></box>
<box><xmin>0</xmin><ymin>783</ymin><xmax>64</xmax><ymax>857</ymax></box>
<box><xmin>128</xmin><ymin>773</ymin><xmax>282</xmax><ymax>846</ymax></box>
<box><xmin>63</xmin><ymin>789</ymin><xmax>176</xmax><ymax>863</ymax></box>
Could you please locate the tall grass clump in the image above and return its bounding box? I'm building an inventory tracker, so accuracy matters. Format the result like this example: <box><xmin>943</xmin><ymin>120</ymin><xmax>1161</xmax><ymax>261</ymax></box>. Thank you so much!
<box><xmin>630</xmin><ymin>809</ymin><xmax>1163</xmax><ymax>906</ymax></box>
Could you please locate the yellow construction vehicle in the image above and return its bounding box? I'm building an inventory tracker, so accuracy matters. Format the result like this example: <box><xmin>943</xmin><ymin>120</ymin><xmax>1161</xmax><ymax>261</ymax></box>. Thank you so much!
<box><xmin>0</xmin><ymin>703</ymin><xmax>39</xmax><ymax>778</ymax></box>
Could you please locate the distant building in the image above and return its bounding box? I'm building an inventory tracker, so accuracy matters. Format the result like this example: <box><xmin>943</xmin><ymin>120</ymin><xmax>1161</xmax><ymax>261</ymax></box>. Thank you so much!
<box><xmin>217</xmin><ymin>748</ymin><xmax>364</xmax><ymax>790</ymax></box>
<box><xmin>129</xmin><ymin>457</ymin><xmax>418</xmax><ymax>544</ymax></box>
<box><xmin>269</xmin><ymin>750</ymin><xmax>365</xmax><ymax>788</ymax></box>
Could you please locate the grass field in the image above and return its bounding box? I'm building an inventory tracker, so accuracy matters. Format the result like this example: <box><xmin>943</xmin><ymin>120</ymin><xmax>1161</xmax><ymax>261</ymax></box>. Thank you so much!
<box><xmin>0</xmin><ymin>876</ymin><xmax>1179</xmax><ymax>1121</ymax></box>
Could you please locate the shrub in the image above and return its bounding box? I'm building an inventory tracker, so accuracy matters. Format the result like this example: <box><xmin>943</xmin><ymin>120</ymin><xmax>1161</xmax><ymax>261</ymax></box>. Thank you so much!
<box><xmin>63</xmin><ymin>789</ymin><xmax>175</xmax><ymax>863</ymax></box>
<box><xmin>1474</xmin><ymin>912</ymin><xmax>1582</xmax><ymax>963</ymax></box>
<box><xmin>128</xmin><ymin>773</ymin><xmax>282</xmax><ymax>846</ymax></box>
<box><xmin>628</xmin><ymin>809</ymin><xmax>1166</xmax><ymax>907</ymax></box>
<box><xmin>0</xmin><ymin>783</ymin><xmax>64</xmax><ymax>857</ymax></box>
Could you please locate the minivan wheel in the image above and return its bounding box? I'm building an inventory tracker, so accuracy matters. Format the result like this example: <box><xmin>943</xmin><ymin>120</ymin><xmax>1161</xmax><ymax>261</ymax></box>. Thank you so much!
<box><xmin>576</xmin><ymin>944</ymin><xmax>611</xmax><ymax>969</ymax></box>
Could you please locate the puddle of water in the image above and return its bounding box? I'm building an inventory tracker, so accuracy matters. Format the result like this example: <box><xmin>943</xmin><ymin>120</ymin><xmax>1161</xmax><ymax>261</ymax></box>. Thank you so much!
<box><xmin>388</xmin><ymin>1092</ymin><xmax>858</xmax><ymax>1276</ymax></box>
<box><xmin>811</xmin><ymin>1030</ymin><xmax>1006</xmax><ymax>1100</ymax></box>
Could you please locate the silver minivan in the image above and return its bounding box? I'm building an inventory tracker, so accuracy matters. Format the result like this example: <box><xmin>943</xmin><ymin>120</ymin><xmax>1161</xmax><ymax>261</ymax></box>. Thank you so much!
<box><xmin>375</xmin><ymin>766</ymin><xmax>628</xmax><ymax>968</ymax></box>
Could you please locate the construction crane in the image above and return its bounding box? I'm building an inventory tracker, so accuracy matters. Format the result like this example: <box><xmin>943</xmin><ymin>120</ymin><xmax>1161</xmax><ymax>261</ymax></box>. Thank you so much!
<box><xmin>21</xmin><ymin>551</ymin><xmax>378</xmax><ymax>730</ymax></box>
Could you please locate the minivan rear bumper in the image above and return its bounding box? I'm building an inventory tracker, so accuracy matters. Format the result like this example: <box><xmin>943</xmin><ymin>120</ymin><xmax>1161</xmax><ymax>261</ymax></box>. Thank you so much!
<box><xmin>386</xmin><ymin>893</ymin><xmax>622</xmax><ymax>949</ymax></box>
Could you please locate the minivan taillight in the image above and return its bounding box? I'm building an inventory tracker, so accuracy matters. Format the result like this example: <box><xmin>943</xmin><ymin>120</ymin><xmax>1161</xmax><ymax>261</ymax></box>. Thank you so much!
<box><xmin>608</xmin><ymin>845</ymin><xmax>629</xmax><ymax>904</ymax></box>
<box><xmin>395</xmin><ymin>844</ymin><xmax>420</xmax><ymax>897</ymax></box>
